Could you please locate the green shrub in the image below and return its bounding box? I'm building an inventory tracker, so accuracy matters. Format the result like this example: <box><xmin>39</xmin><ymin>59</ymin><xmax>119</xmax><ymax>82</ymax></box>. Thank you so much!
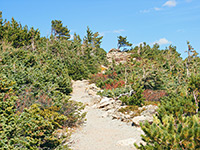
<box><xmin>157</xmin><ymin>93</ymin><xmax>196</xmax><ymax>119</ymax></box>
<box><xmin>97</xmin><ymin>87</ymin><xmax>131</xmax><ymax>98</ymax></box>
<box><xmin>136</xmin><ymin>89</ymin><xmax>199</xmax><ymax>149</ymax></box>
<box><xmin>0</xmin><ymin>68</ymin><xmax>84</xmax><ymax>149</ymax></box>
<box><xmin>120</xmin><ymin>82</ymin><xmax>144</xmax><ymax>106</ymax></box>
<box><xmin>135</xmin><ymin>115</ymin><xmax>200</xmax><ymax>150</ymax></box>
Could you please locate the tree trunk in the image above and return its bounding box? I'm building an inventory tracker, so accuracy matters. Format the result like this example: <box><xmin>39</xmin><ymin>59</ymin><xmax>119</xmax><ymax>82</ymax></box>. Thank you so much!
<box><xmin>125</xmin><ymin>66</ymin><xmax>127</xmax><ymax>88</ymax></box>
<box><xmin>193</xmin><ymin>91</ymin><xmax>198</xmax><ymax>113</ymax></box>
<box><xmin>137</xmin><ymin>47</ymin><xmax>140</xmax><ymax>55</ymax></box>
<box><xmin>186</xmin><ymin>61</ymin><xmax>190</xmax><ymax>77</ymax></box>
<box><xmin>31</xmin><ymin>39</ymin><xmax>36</xmax><ymax>51</ymax></box>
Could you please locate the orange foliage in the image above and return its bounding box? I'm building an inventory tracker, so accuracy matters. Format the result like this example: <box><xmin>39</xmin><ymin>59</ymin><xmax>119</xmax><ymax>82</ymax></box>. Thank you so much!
<box><xmin>104</xmin><ymin>80</ymin><xmax>125</xmax><ymax>89</ymax></box>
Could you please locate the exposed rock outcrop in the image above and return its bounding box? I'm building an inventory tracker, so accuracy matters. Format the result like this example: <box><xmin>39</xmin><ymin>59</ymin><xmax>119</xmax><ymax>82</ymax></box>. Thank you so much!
<box><xmin>107</xmin><ymin>48</ymin><xmax>134</xmax><ymax>65</ymax></box>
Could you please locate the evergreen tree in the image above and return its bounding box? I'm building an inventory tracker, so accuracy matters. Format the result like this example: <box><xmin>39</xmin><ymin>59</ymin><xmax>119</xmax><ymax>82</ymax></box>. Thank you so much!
<box><xmin>0</xmin><ymin>11</ymin><xmax>3</xmax><ymax>40</ymax></box>
<box><xmin>51</xmin><ymin>20</ymin><xmax>70</xmax><ymax>40</ymax></box>
<box><xmin>83</xmin><ymin>26</ymin><xmax>103</xmax><ymax>48</ymax></box>
<box><xmin>117</xmin><ymin>35</ymin><xmax>132</xmax><ymax>51</ymax></box>
<box><xmin>92</xmin><ymin>32</ymin><xmax>103</xmax><ymax>48</ymax></box>
<box><xmin>185</xmin><ymin>41</ymin><xmax>199</xmax><ymax>77</ymax></box>
<box><xmin>73</xmin><ymin>32</ymin><xmax>82</xmax><ymax>55</ymax></box>
<box><xmin>83</xmin><ymin>26</ymin><xmax>93</xmax><ymax>46</ymax></box>
<box><xmin>28</xmin><ymin>27</ymin><xmax>40</xmax><ymax>51</ymax></box>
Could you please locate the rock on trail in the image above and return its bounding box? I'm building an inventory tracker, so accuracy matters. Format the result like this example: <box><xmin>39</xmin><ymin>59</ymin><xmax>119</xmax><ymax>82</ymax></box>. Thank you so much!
<box><xmin>69</xmin><ymin>80</ymin><xmax>143</xmax><ymax>150</ymax></box>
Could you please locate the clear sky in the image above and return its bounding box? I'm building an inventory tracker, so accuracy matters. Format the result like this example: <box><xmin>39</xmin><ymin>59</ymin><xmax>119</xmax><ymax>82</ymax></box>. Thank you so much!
<box><xmin>1</xmin><ymin>0</ymin><xmax>200</xmax><ymax>58</ymax></box>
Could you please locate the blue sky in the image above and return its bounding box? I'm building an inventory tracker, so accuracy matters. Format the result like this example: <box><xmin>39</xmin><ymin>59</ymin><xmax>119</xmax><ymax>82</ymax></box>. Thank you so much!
<box><xmin>1</xmin><ymin>0</ymin><xmax>200</xmax><ymax>58</ymax></box>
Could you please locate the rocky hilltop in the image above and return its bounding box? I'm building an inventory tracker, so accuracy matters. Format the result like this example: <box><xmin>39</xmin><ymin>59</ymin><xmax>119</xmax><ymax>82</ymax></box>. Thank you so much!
<box><xmin>107</xmin><ymin>48</ymin><xmax>134</xmax><ymax>65</ymax></box>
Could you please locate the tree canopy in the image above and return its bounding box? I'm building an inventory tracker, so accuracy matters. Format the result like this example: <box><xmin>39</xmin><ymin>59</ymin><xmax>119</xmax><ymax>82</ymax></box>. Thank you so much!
<box><xmin>51</xmin><ymin>20</ymin><xmax>70</xmax><ymax>40</ymax></box>
<box><xmin>117</xmin><ymin>35</ymin><xmax>132</xmax><ymax>51</ymax></box>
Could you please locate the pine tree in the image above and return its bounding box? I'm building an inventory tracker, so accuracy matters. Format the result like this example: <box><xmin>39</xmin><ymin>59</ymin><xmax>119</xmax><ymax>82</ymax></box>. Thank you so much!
<box><xmin>117</xmin><ymin>35</ymin><xmax>132</xmax><ymax>51</ymax></box>
<box><xmin>83</xmin><ymin>26</ymin><xmax>103</xmax><ymax>48</ymax></box>
<box><xmin>185</xmin><ymin>41</ymin><xmax>199</xmax><ymax>77</ymax></box>
<box><xmin>28</xmin><ymin>27</ymin><xmax>40</xmax><ymax>51</ymax></box>
<box><xmin>0</xmin><ymin>11</ymin><xmax>3</xmax><ymax>40</ymax></box>
<box><xmin>51</xmin><ymin>20</ymin><xmax>70</xmax><ymax>40</ymax></box>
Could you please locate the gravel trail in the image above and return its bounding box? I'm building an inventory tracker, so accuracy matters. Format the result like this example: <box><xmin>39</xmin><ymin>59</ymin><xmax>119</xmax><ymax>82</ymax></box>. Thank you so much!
<box><xmin>69</xmin><ymin>80</ymin><xmax>143</xmax><ymax>150</ymax></box>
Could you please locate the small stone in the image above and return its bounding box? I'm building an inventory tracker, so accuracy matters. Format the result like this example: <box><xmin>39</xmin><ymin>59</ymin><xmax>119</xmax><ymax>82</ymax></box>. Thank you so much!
<box><xmin>99</xmin><ymin>100</ymin><xmax>115</xmax><ymax>109</ymax></box>
<box><xmin>100</xmin><ymin>97</ymin><xmax>113</xmax><ymax>104</ymax></box>
<box><xmin>132</xmin><ymin>115</ymin><xmax>153</xmax><ymax>126</ymax></box>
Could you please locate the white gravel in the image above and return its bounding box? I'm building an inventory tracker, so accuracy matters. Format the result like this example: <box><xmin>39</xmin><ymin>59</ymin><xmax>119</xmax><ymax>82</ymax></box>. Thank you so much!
<box><xmin>69</xmin><ymin>80</ymin><xmax>143</xmax><ymax>150</ymax></box>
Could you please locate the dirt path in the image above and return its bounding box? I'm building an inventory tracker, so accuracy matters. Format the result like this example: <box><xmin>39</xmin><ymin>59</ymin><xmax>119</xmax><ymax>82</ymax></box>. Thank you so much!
<box><xmin>69</xmin><ymin>80</ymin><xmax>143</xmax><ymax>150</ymax></box>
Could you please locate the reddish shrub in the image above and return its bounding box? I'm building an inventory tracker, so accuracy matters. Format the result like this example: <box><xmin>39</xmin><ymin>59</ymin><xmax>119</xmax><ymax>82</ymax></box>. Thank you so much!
<box><xmin>104</xmin><ymin>80</ymin><xmax>125</xmax><ymax>89</ymax></box>
<box><xmin>143</xmin><ymin>89</ymin><xmax>167</xmax><ymax>101</ymax></box>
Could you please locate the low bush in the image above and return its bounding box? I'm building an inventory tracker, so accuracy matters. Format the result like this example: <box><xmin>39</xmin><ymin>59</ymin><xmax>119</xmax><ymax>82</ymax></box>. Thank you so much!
<box><xmin>97</xmin><ymin>87</ymin><xmax>131</xmax><ymax>98</ymax></box>
<box><xmin>120</xmin><ymin>82</ymin><xmax>145</xmax><ymax>106</ymax></box>
<box><xmin>0</xmin><ymin>64</ymin><xmax>85</xmax><ymax>149</ymax></box>
<box><xmin>135</xmin><ymin>115</ymin><xmax>200</xmax><ymax>150</ymax></box>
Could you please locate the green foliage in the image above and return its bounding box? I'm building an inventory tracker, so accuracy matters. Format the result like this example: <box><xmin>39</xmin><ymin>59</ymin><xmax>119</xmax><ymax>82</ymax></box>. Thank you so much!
<box><xmin>136</xmin><ymin>76</ymin><xmax>199</xmax><ymax>149</ymax></box>
<box><xmin>97</xmin><ymin>87</ymin><xmax>131</xmax><ymax>98</ymax></box>
<box><xmin>0</xmin><ymin>96</ymin><xmax>65</xmax><ymax>149</ymax></box>
<box><xmin>135</xmin><ymin>115</ymin><xmax>200</xmax><ymax>150</ymax></box>
<box><xmin>15</xmin><ymin>104</ymin><xmax>64</xmax><ymax>149</ymax></box>
<box><xmin>0</xmin><ymin>13</ymin><xmax>110</xmax><ymax>149</ymax></box>
<box><xmin>189</xmin><ymin>74</ymin><xmax>200</xmax><ymax>91</ymax></box>
<box><xmin>0</xmin><ymin>75</ymin><xmax>84</xmax><ymax>149</ymax></box>
<box><xmin>0</xmin><ymin>48</ymin><xmax>72</xmax><ymax>98</ymax></box>
<box><xmin>51</xmin><ymin>20</ymin><xmax>70</xmax><ymax>40</ymax></box>
<box><xmin>83</xmin><ymin>26</ymin><xmax>103</xmax><ymax>48</ymax></box>
<box><xmin>0</xmin><ymin>13</ymin><xmax>107</xmax><ymax>80</ymax></box>
<box><xmin>120</xmin><ymin>81</ymin><xmax>144</xmax><ymax>106</ymax></box>
<box><xmin>0</xmin><ymin>14</ymin><xmax>40</xmax><ymax>48</ymax></box>
<box><xmin>0</xmin><ymin>11</ymin><xmax>4</xmax><ymax>40</ymax></box>
<box><xmin>157</xmin><ymin>93</ymin><xmax>196</xmax><ymax>119</ymax></box>
<box><xmin>188</xmin><ymin>73</ymin><xmax>200</xmax><ymax>112</ymax></box>
<box><xmin>0</xmin><ymin>93</ymin><xmax>19</xmax><ymax>149</ymax></box>
<box><xmin>80</xmin><ymin>27</ymin><xmax>107</xmax><ymax>74</ymax></box>
<box><xmin>66</xmin><ymin>57</ymin><xmax>89</xmax><ymax>80</ymax></box>
<box><xmin>117</xmin><ymin>35</ymin><xmax>132</xmax><ymax>50</ymax></box>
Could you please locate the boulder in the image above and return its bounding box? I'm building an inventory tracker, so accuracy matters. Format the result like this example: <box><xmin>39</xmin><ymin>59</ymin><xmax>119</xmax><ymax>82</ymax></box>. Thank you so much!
<box><xmin>105</xmin><ymin>104</ymin><xmax>157</xmax><ymax>124</ymax></box>
<box><xmin>87</xmin><ymin>90</ymin><xmax>97</xmax><ymax>96</ymax></box>
<box><xmin>132</xmin><ymin>115</ymin><xmax>153</xmax><ymax>126</ymax></box>
<box><xmin>100</xmin><ymin>97</ymin><xmax>113</xmax><ymax>104</ymax></box>
<box><xmin>97</xmin><ymin>97</ymin><xmax>123</xmax><ymax>111</ymax></box>
<box><xmin>87</xmin><ymin>83</ymin><xmax>101</xmax><ymax>92</ymax></box>
<box><xmin>112</xmin><ymin>113</ymin><xmax>120</xmax><ymax>120</ymax></box>
<box><xmin>140</xmin><ymin>105</ymin><xmax>158</xmax><ymax>117</ymax></box>
<box><xmin>91</xmin><ymin>95</ymin><xmax>101</xmax><ymax>104</ymax></box>
<box><xmin>111</xmin><ymin>111</ymin><xmax>131</xmax><ymax>122</ymax></box>
<box><xmin>86</xmin><ymin>83</ymin><xmax>101</xmax><ymax>96</ymax></box>
<box><xmin>98</xmin><ymin>99</ymin><xmax>115</xmax><ymax>110</ymax></box>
